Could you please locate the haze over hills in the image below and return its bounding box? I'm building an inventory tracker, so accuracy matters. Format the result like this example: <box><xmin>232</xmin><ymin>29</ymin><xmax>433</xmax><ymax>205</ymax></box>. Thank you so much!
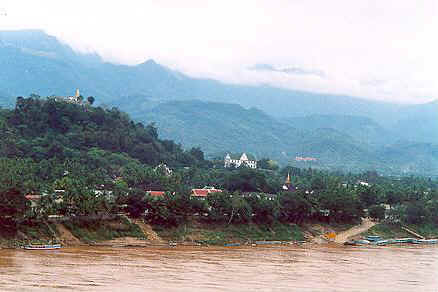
<box><xmin>2</xmin><ymin>29</ymin><xmax>438</xmax><ymax>175</ymax></box>
<box><xmin>140</xmin><ymin>99</ymin><xmax>438</xmax><ymax>174</ymax></box>
<box><xmin>391</xmin><ymin>101</ymin><xmax>438</xmax><ymax>144</ymax></box>
<box><xmin>282</xmin><ymin>115</ymin><xmax>397</xmax><ymax>147</ymax></box>
<box><xmin>0</xmin><ymin>29</ymin><xmax>403</xmax><ymax>123</ymax></box>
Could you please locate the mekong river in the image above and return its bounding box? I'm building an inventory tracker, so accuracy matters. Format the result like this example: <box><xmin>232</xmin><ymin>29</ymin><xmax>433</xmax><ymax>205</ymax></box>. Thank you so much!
<box><xmin>0</xmin><ymin>245</ymin><xmax>436</xmax><ymax>291</ymax></box>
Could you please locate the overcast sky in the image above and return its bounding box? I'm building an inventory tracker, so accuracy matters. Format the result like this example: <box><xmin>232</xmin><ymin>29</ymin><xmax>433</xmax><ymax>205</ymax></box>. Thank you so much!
<box><xmin>1</xmin><ymin>0</ymin><xmax>437</xmax><ymax>104</ymax></box>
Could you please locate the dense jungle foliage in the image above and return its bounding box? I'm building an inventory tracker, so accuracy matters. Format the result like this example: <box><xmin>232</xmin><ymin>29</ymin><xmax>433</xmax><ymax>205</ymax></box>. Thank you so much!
<box><xmin>0</xmin><ymin>96</ymin><xmax>437</xmax><ymax>236</ymax></box>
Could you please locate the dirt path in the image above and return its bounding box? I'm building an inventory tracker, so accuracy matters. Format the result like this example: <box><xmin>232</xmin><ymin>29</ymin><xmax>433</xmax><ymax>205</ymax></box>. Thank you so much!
<box><xmin>401</xmin><ymin>226</ymin><xmax>425</xmax><ymax>239</ymax></box>
<box><xmin>55</xmin><ymin>223</ymin><xmax>81</xmax><ymax>245</ymax></box>
<box><xmin>133</xmin><ymin>220</ymin><xmax>164</xmax><ymax>243</ymax></box>
<box><xmin>334</xmin><ymin>218</ymin><xmax>377</xmax><ymax>243</ymax></box>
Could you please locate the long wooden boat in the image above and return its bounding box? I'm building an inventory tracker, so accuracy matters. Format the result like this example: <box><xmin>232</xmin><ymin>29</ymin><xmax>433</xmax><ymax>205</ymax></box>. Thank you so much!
<box><xmin>375</xmin><ymin>240</ymin><xmax>390</xmax><ymax>246</ymax></box>
<box><xmin>393</xmin><ymin>238</ymin><xmax>414</xmax><ymax>244</ymax></box>
<box><xmin>224</xmin><ymin>243</ymin><xmax>241</xmax><ymax>247</ymax></box>
<box><xmin>366</xmin><ymin>235</ymin><xmax>381</xmax><ymax>242</ymax></box>
<box><xmin>255</xmin><ymin>241</ymin><xmax>283</xmax><ymax>245</ymax></box>
<box><xmin>344</xmin><ymin>239</ymin><xmax>370</xmax><ymax>246</ymax></box>
<box><xmin>23</xmin><ymin>244</ymin><xmax>61</xmax><ymax>250</ymax></box>
<box><xmin>418</xmin><ymin>239</ymin><xmax>438</xmax><ymax>244</ymax></box>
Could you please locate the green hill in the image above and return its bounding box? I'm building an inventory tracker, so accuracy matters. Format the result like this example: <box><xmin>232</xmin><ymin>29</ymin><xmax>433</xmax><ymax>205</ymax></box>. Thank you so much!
<box><xmin>140</xmin><ymin>99</ymin><xmax>438</xmax><ymax>175</ymax></box>
<box><xmin>141</xmin><ymin>100</ymin><xmax>376</xmax><ymax>168</ymax></box>
<box><xmin>142</xmin><ymin>100</ymin><xmax>300</xmax><ymax>158</ymax></box>
<box><xmin>283</xmin><ymin>115</ymin><xmax>396</xmax><ymax>146</ymax></box>
<box><xmin>0</xmin><ymin>96</ymin><xmax>207</xmax><ymax>168</ymax></box>
<box><xmin>391</xmin><ymin>101</ymin><xmax>438</xmax><ymax>144</ymax></box>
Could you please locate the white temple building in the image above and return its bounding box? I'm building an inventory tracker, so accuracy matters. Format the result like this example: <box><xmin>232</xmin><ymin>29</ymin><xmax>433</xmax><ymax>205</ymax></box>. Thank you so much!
<box><xmin>224</xmin><ymin>153</ymin><xmax>257</xmax><ymax>169</ymax></box>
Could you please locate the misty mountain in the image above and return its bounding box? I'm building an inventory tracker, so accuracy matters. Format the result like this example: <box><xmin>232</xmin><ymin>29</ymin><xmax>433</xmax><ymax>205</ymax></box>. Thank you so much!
<box><xmin>392</xmin><ymin>100</ymin><xmax>438</xmax><ymax>144</ymax></box>
<box><xmin>141</xmin><ymin>100</ymin><xmax>374</xmax><ymax>167</ymax></box>
<box><xmin>283</xmin><ymin>115</ymin><xmax>396</xmax><ymax>146</ymax></box>
<box><xmin>139</xmin><ymin>99</ymin><xmax>438</xmax><ymax>174</ymax></box>
<box><xmin>2</xmin><ymin>29</ymin><xmax>438</xmax><ymax>174</ymax></box>
<box><xmin>0</xmin><ymin>30</ymin><xmax>405</xmax><ymax>125</ymax></box>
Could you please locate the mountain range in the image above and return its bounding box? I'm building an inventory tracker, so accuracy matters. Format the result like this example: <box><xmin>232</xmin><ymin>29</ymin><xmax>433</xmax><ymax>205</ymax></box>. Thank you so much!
<box><xmin>1</xmin><ymin>29</ymin><xmax>438</xmax><ymax>175</ymax></box>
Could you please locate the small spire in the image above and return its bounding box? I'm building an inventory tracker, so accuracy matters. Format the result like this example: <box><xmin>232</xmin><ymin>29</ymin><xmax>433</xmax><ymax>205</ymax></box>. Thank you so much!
<box><xmin>75</xmin><ymin>89</ymin><xmax>80</xmax><ymax>98</ymax></box>
<box><xmin>285</xmin><ymin>172</ymin><xmax>291</xmax><ymax>185</ymax></box>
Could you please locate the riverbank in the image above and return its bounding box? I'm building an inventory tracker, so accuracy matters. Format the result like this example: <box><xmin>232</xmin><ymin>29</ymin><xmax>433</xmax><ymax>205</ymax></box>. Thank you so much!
<box><xmin>0</xmin><ymin>216</ymin><xmax>145</xmax><ymax>248</ymax></box>
<box><xmin>360</xmin><ymin>223</ymin><xmax>438</xmax><ymax>240</ymax></box>
<box><xmin>2</xmin><ymin>217</ymin><xmax>437</xmax><ymax>249</ymax></box>
<box><xmin>0</xmin><ymin>217</ymin><xmax>333</xmax><ymax>248</ymax></box>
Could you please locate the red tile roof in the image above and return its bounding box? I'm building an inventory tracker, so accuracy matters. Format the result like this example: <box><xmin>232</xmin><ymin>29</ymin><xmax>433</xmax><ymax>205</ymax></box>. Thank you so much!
<box><xmin>191</xmin><ymin>188</ymin><xmax>222</xmax><ymax>197</ymax></box>
<box><xmin>147</xmin><ymin>191</ymin><xmax>167</xmax><ymax>197</ymax></box>
<box><xmin>25</xmin><ymin>194</ymin><xmax>41</xmax><ymax>201</ymax></box>
<box><xmin>191</xmin><ymin>189</ymin><xmax>209</xmax><ymax>197</ymax></box>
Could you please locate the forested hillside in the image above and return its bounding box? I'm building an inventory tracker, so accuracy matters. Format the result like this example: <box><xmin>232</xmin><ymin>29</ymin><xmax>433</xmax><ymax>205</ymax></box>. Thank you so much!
<box><xmin>0</xmin><ymin>96</ymin><xmax>437</xmax><ymax>244</ymax></box>
<box><xmin>142</xmin><ymin>100</ymin><xmax>370</xmax><ymax>162</ymax></box>
<box><xmin>283</xmin><ymin>115</ymin><xmax>395</xmax><ymax>146</ymax></box>
<box><xmin>2</xmin><ymin>30</ymin><xmax>438</xmax><ymax>175</ymax></box>
<box><xmin>0</xmin><ymin>95</ymin><xmax>207</xmax><ymax>169</ymax></box>
<box><xmin>142</xmin><ymin>100</ymin><xmax>438</xmax><ymax>175</ymax></box>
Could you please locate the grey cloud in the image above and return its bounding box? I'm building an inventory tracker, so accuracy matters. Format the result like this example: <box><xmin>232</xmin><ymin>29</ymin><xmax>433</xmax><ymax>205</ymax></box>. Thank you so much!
<box><xmin>2</xmin><ymin>0</ymin><xmax>438</xmax><ymax>104</ymax></box>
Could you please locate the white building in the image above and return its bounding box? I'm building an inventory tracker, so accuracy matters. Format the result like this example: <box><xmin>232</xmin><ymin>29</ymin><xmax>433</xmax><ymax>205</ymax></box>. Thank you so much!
<box><xmin>55</xmin><ymin>89</ymin><xmax>83</xmax><ymax>104</ymax></box>
<box><xmin>224</xmin><ymin>153</ymin><xmax>257</xmax><ymax>169</ymax></box>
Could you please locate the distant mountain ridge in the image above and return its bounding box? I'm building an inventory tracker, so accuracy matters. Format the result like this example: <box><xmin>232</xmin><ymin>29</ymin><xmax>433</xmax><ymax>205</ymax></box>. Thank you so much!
<box><xmin>283</xmin><ymin>115</ymin><xmax>396</xmax><ymax>146</ymax></box>
<box><xmin>0</xmin><ymin>30</ymin><xmax>404</xmax><ymax>124</ymax></box>
<box><xmin>2</xmin><ymin>29</ymin><xmax>438</xmax><ymax>175</ymax></box>
<box><xmin>140</xmin><ymin>99</ymin><xmax>438</xmax><ymax>175</ymax></box>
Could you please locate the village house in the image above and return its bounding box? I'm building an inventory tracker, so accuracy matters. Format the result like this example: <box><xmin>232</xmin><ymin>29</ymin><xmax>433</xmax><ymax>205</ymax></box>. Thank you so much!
<box><xmin>25</xmin><ymin>191</ymin><xmax>63</xmax><ymax>214</ymax></box>
<box><xmin>295</xmin><ymin>156</ymin><xmax>317</xmax><ymax>162</ymax></box>
<box><xmin>241</xmin><ymin>192</ymin><xmax>277</xmax><ymax>200</ymax></box>
<box><xmin>24</xmin><ymin>193</ymin><xmax>42</xmax><ymax>210</ymax></box>
<box><xmin>224</xmin><ymin>153</ymin><xmax>257</xmax><ymax>169</ymax></box>
<box><xmin>191</xmin><ymin>186</ymin><xmax>222</xmax><ymax>199</ymax></box>
<box><xmin>146</xmin><ymin>190</ymin><xmax>168</xmax><ymax>197</ymax></box>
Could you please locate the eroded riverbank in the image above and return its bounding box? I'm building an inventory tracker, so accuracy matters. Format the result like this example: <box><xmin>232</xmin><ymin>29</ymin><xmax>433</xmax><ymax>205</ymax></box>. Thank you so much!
<box><xmin>1</xmin><ymin>217</ymin><xmax>435</xmax><ymax>250</ymax></box>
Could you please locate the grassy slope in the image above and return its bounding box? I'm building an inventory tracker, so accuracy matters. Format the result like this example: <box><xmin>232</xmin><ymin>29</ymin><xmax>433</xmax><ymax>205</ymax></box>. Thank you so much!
<box><xmin>63</xmin><ymin>216</ymin><xmax>145</xmax><ymax>243</ymax></box>
<box><xmin>0</xmin><ymin>221</ymin><xmax>59</xmax><ymax>248</ymax></box>
<box><xmin>154</xmin><ymin>222</ymin><xmax>304</xmax><ymax>245</ymax></box>
<box><xmin>361</xmin><ymin>223</ymin><xmax>438</xmax><ymax>239</ymax></box>
<box><xmin>361</xmin><ymin>223</ymin><xmax>411</xmax><ymax>239</ymax></box>
<box><xmin>0</xmin><ymin>216</ymin><xmax>146</xmax><ymax>247</ymax></box>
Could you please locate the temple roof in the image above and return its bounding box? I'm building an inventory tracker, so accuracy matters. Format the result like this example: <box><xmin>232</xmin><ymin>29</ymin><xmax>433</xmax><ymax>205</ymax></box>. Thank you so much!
<box><xmin>225</xmin><ymin>152</ymin><xmax>257</xmax><ymax>161</ymax></box>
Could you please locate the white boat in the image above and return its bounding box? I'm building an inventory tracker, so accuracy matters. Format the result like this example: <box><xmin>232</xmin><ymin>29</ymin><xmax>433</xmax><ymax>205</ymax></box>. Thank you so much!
<box><xmin>24</xmin><ymin>244</ymin><xmax>61</xmax><ymax>250</ymax></box>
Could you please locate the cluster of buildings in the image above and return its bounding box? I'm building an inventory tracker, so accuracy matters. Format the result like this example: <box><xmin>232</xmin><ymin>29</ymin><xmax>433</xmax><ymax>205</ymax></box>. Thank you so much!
<box><xmin>147</xmin><ymin>173</ymin><xmax>294</xmax><ymax>200</ymax></box>
<box><xmin>24</xmin><ymin>153</ymin><xmax>299</xmax><ymax>214</ymax></box>
<box><xmin>146</xmin><ymin>186</ymin><xmax>223</xmax><ymax>199</ymax></box>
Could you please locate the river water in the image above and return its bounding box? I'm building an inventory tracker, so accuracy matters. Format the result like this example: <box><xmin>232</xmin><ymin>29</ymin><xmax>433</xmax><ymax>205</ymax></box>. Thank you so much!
<box><xmin>0</xmin><ymin>245</ymin><xmax>436</xmax><ymax>292</ymax></box>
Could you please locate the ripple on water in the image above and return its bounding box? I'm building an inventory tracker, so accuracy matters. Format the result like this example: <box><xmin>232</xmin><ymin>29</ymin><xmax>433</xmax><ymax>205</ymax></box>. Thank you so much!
<box><xmin>0</xmin><ymin>245</ymin><xmax>437</xmax><ymax>292</ymax></box>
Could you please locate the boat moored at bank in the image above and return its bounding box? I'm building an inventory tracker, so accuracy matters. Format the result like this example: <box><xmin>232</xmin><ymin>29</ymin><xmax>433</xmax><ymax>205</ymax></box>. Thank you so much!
<box><xmin>23</xmin><ymin>244</ymin><xmax>62</xmax><ymax>250</ymax></box>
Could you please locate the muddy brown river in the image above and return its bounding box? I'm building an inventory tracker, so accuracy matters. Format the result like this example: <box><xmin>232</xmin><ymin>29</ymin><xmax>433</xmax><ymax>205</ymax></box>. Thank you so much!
<box><xmin>0</xmin><ymin>245</ymin><xmax>436</xmax><ymax>291</ymax></box>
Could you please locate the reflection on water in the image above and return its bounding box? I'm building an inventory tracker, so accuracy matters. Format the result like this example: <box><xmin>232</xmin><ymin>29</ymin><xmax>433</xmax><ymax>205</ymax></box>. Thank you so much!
<box><xmin>0</xmin><ymin>245</ymin><xmax>437</xmax><ymax>291</ymax></box>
